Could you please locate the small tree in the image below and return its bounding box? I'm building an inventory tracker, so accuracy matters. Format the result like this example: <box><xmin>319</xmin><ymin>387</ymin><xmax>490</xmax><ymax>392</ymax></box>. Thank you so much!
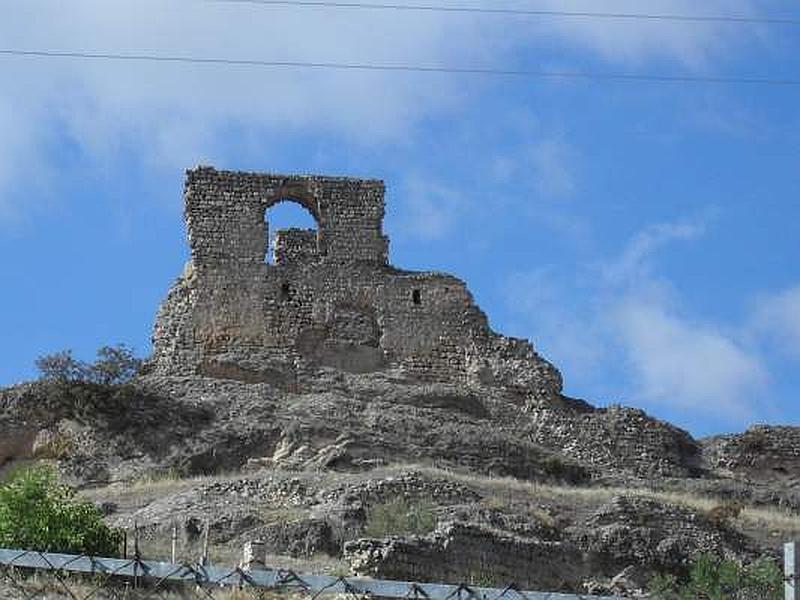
<box><xmin>88</xmin><ymin>344</ymin><xmax>141</xmax><ymax>385</ymax></box>
<box><xmin>35</xmin><ymin>344</ymin><xmax>141</xmax><ymax>386</ymax></box>
<box><xmin>0</xmin><ymin>465</ymin><xmax>122</xmax><ymax>556</ymax></box>
<box><xmin>34</xmin><ymin>350</ymin><xmax>86</xmax><ymax>383</ymax></box>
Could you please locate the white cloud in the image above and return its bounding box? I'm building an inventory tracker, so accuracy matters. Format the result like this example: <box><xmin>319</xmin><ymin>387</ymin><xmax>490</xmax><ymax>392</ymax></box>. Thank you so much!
<box><xmin>603</xmin><ymin>220</ymin><xmax>705</xmax><ymax>285</ymax></box>
<box><xmin>753</xmin><ymin>285</ymin><xmax>800</xmax><ymax>359</ymax></box>
<box><xmin>488</xmin><ymin>126</ymin><xmax>579</xmax><ymax>201</ymax></box>
<box><xmin>0</xmin><ymin>96</ymin><xmax>54</xmax><ymax>225</ymax></box>
<box><xmin>531</xmin><ymin>0</ymin><xmax>761</xmax><ymax>67</ymax></box>
<box><xmin>503</xmin><ymin>268</ymin><xmax>606</xmax><ymax>376</ymax></box>
<box><xmin>0</xmin><ymin>0</ymin><xmax>484</xmax><ymax>211</ymax></box>
<box><xmin>504</xmin><ymin>216</ymin><xmax>768</xmax><ymax>420</ymax></box>
<box><xmin>606</xmin><ymin>219</ymin><xmax>767</xmax><ymax>417</ymax></box>
<box><xmin>399</xmin><ymin>177</ymin><xmax>467</xmax><ymax>240</ymax></box>
<box><xmin>612</xmin><ymin>293</ymin><xmax>767</xmax><ymax>417</ymax></box>
<box><xmin>529</xmin><ymin>138</ymin><xmax>577</xmax><ymax>199</ymax></box>
<box><xmin>0</xmin><ymin>0</ymin><xmax>770</xmax><ymax>223</ymax></box>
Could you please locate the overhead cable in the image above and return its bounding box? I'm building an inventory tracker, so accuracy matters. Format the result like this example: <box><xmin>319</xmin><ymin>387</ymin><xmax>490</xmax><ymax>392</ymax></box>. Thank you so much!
<box><xmin>208</xmin><ymin>0</ymin><xmax>800</xmax><ymax>26</ymax></box>
<box><xmin>2</xmin><ymin>48</ymin><xmax>799</xmax><ymax>86</ymax></box>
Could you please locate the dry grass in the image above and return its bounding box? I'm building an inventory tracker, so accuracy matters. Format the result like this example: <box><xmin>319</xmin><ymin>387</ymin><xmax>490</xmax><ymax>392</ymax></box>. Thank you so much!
<box><xmin>398</xmin><ymin>464</ymin><xmax>800</xmax><ymax>536</ymax></box>
<box><xmin>131</xmin><ymin>532</ymin><xmax>243</xmax><ymax>566</ymax></box>
<box><xmin>91</xmin><ymin>461</ymin><xmax>800</xmax><ymax>537</ymax></box>
<box><xmin>741</xmin><ymin>506</ymin><xmax>800</xmax><ymax>539</ymax></box>
<box><xmin>80</xmin><ymin>470</ymin><xmax>248</xmax><ymax>509</ymax></box>
<box><xmin>79</xmin><ymin>461</ymin><xmax>800</xmax><ymax>566</ymax></box>
<box><xmin>257</xmin><ymin>506</ymin><xmax>309</xmax><ymax>525</ymax></box>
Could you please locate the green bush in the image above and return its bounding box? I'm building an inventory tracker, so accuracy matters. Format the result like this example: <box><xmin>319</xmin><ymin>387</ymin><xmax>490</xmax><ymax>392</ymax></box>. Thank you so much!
<box><xmin>0</xmin><ymin>465</ymin><xmax>122</xmax><ymax>556</ymax></box>
<box><xmin>364</xmin><ymin>497</ymin><xmax>437</xmax><ymax>538</ymax></box>
<box><xmin>649</xmin><ymin>552</ymin><xmax>783</xmax><ymax>599</ymax></box>
<box><xmin>36</xmin><ymin>344</ymin><xmax>141</xmax><ymax>386</ymax></box>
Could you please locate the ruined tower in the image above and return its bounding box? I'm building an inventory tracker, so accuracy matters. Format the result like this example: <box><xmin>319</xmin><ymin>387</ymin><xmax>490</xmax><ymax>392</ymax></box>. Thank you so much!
<box><xmin>151</xmin><ymin>167</ymin><xmax>562</xmax><ymax>402</ymax></box>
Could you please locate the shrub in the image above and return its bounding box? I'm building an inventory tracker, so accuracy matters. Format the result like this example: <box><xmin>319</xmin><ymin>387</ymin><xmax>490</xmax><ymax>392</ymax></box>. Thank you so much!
<box><xmin>0</xmin><ymin>465</ymin><xmax>123</xmax><ymax>556</ymax></box>
<box><xmin>364</xmin><ymin>497</ymin><xmax>437</xmax><ymax>538</ymax></box>
<box><xmin>706</xmin><ymin>499</ymin><xmax>745</xmax><ymax>528</ymax></box>
<box><xmin>649</xmin><ymin>552</ymin><xmax>783</xmax><ymax>599</ymax></box>
<box><xmin>35</xmin><ymin>344</ymin><xmax>141</xmax><ymax>386</ymax></box>
<box><xmin>89</xmin><ymin>345</ymin><xmax>141</xmax><ymax>385</ymax></box>
<box><xmin>34</xmin><ymin>350</ymin><xmax>86</xmax><ymax>383</ymax></box>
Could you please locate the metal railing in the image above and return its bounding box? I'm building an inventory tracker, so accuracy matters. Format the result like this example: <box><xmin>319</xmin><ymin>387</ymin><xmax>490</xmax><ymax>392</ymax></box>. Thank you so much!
<box><xmin>0</xmin><ymin>547</ymin><xmax>624</xmax><ymax>600</ymax></box>
<box><xmin>6</xmin><ymin>542</ymin><xmax>799</xmax><ymax>599</ymax></box>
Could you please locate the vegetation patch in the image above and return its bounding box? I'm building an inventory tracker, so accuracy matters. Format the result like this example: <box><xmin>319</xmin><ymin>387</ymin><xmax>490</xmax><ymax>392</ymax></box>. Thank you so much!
<box><xmin>36</xmin><ymin>344</ymin><xmax>141</xmax><ymax>386</ymax></box>
<box><xmin>364</xmin><ymin>497</ymin><xmax>437</xmax><ymax>538</ymax></box>
<box><xmin>649</xmin><ymin>552</ymin><xmax>783</xmax><ymax>599</ymax></box>
<box><xmin>0</xmin><ymin>464</ymin><xmax>122</xmax><ymax>556</ymax></box>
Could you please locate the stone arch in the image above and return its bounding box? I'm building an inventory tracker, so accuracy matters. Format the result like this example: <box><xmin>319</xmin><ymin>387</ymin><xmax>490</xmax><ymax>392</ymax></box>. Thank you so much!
<box><xmin>262</xmin><ymin>195</ymin><xmax>323</xmax><ymax>264</ymax></box>
<box><xmin>263</xmin><ymin>184</ymin><xmax>321</xmax><ymax>222</ymax></box>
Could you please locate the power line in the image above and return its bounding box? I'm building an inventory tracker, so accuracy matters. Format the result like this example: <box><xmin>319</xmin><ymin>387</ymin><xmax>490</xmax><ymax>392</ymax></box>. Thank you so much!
<box><xmin>2</xmin><ymin>48</ymin><xmax>799</xmax><ymax>87</ymax></box>
<box><xmin>208</xmin><ymin>0</ymin><xmax>800</xmax><ymax>26</ymax></box>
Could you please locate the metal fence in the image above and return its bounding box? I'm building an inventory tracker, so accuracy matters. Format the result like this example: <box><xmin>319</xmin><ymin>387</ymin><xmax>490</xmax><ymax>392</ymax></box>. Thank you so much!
<box><xmin>0</xmin><ymin>547</ymin><xmax>624</xmax><ymax>600</ymax></box>
<box><xmin>4</xmin><ymin>543</ymin><xmax>799</xmax><ymax>600</ymax></box>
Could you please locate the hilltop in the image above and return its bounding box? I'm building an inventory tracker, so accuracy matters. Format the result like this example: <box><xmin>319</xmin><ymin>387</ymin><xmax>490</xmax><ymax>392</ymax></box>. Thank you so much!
<box><xmin>1</xmin><ymin>167</ymin><xmax>798</xmax><ymax>596</ymax></box>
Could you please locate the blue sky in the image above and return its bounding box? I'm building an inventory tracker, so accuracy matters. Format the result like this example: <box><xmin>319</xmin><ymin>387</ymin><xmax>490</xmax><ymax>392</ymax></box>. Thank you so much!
<box><xmin>1</xmin><ymin>0</ymin><xmax>798</xmax><ymax>437</ymax></box>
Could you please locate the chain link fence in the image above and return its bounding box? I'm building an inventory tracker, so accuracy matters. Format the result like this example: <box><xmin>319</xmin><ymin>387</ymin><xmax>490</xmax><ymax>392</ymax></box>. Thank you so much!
<box><xmin>0</xmin><ymin>548</ymin><xmax>625</xmax><ymax>600</ymax></box>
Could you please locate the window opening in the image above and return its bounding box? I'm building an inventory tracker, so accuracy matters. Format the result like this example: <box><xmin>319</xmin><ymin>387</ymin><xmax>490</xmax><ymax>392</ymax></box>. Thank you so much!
<box><xmin>412</xmin><ymin>289</ymin><xmax>421</xmax><ymax>305</ymax></box>
<box><xmin>265</xmin><ymin>200</ymin><xmax>318</xmax><ymax>264</ymax></box>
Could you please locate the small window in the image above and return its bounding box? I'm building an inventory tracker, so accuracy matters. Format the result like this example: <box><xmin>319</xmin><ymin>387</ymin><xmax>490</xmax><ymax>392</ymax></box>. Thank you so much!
<box><xmin>280</xmin><ymin>282</ymin><xmax>291</xmax><ymax>300</ymax></box>
<box><xmin>412</xmin><ymin>289</ymin><xmax>421</xmax><ymax>305</ymax></box>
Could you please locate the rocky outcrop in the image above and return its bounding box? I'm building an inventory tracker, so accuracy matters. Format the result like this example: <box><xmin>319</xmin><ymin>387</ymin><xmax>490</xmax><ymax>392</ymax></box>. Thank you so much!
<box><xmin>702</xmin><ymin>425</ymin><xmax>800</xmax><ymax>480</ymax></box>
<box><xmin>570</xmin><ymin>495</ymin><xmax>761</xmax><ymax>578</ymax></box>
<box><xmin>344</xmin><ymin>522</ymin><xmax>586</xmax><ymax>591</ymax></box>
<box><xmin>526</xmin><ymin>401</ymin><xmax>702</xmax><ymax>480</ymax></box>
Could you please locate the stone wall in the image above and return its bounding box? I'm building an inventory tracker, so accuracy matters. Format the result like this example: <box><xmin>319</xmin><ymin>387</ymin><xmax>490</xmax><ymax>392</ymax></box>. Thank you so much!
<box><xmin>151</xmin><ymin>167</ymin><xmax>561</xmax><ymax>402</ymax></box>
<box><xmin>701</xmin><ymin>425</ymin><xmax>800</xmax><ymax>480</ymax></box>
<box><xmin>343</xmin><ymin>522</ymin><xmax>586</xmax><ymax>591</ymax></box>
<box><xmin>273</xmin><ymin>228</ymin><xmax>318</xmax><ymax>265</ymax></box>
<box><xmin>525</xmin><ymin>403</ymin><xmax>702</xmax><ymax>479</ymax></box>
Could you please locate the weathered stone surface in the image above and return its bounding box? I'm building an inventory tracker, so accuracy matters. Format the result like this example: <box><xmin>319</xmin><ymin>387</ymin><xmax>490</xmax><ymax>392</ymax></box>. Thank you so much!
<box><xmin>702</xmin><ymin>425</ymin><xmax>800</xmax><ymax>480</ymax></box>
<box><xmin>569</xmin><ymin>495</ymin><xmax>762</xmax><ymax>577</ymax></box>
<box><xmin>0</xmin><ymin>425</ymin><xmax>36</xmax><ymax>469</ymax></box>
<box><xmin>149</xmin><ymin>167</ymin><xmax>562</xmax><ymax>406</ymax></box>
<box><xmin>344</xmin><ymin>522</ymin><xmax>587</xmax><ymax>591</ymax></box>
<box><xmin>582</xmin><ymin>565</ymin><xmax>648</xmax><ymax>598</ymax></box>
<box><xmin>250</xmin><ymin>518</ymin><xmax>336</xmax><ymax>558</ymax></box>
<box><xmin>525</xmin><ymin>401</ymin><xmax>702</xmax><ymax>479</ymax></box>
<box><xmin>437</xmin><ymin>504</ymin><xmax>560</xmax><ymax>541</ymax></box>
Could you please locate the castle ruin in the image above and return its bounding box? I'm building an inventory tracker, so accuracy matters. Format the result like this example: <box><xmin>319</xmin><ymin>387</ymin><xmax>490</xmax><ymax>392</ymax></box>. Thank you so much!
<box><xmin>151</xmin><ymin>167</ymin><xmax>561</xmax><ymax>402</ymax></box>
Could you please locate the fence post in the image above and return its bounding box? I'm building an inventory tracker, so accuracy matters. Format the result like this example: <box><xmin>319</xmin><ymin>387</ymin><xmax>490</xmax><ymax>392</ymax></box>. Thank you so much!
<box><xmin>787</xmin><ymin>542</ymin><xmax>799</xmax><ymax>600</ymax></box>
<box><xmin>171</xmin><ymin>521</ymin><xmax>178</xmax><ymax>564</ymax></box>
<box><xmin>133</xmin><ymin>521</ymin><xmax>140</xmax><ymax>590</ymax></box>
<box><xmin>241</xmin><ymin>541</ymin><xmax>265</xmax><ymax>572</ymax></box>
<box><xmin>201</xmin><ymin>519</ymin><xmax>210</xmax><ymax>567</ymax></box>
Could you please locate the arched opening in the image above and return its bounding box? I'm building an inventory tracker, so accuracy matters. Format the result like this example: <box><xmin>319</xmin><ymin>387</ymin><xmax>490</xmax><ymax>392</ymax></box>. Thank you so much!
<box><xmin>264</xmin><ymin>199</ymin><xmax>319</xmax><ymax>265</ymax></box>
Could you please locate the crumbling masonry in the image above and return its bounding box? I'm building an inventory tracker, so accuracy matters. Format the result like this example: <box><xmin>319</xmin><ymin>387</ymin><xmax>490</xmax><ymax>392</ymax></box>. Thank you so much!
<box><xmin>151</xmin><ymin>167</ymin><xmax>561</xmax><ymax>401</ymax></box>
